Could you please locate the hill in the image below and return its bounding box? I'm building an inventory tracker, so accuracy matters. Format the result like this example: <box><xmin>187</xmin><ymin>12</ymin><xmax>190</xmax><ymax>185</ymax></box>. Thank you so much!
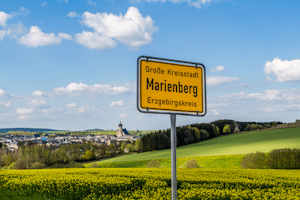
<box><xmin>85</xmin><ymin>126</ymin><xmax>300</xmax><ymax>168</ymax></box>
<box><xmin>0</xmin><ymin>128</ymin><xmax>68</xmax><ymax>134</ymax></box>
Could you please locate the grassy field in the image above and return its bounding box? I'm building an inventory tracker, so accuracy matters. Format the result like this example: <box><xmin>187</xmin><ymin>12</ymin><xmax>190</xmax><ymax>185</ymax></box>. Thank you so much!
<box><xmin>84</xmin><ymin>127</ymin><xmax>300</xmax><ymax>168</ymax></box>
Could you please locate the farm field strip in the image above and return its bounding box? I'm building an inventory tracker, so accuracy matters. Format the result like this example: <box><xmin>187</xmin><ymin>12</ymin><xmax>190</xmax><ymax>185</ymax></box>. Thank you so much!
<box><xmin>0</xmin><ymin>168</ymin><xmax>300</xmax><ymax>200</ymax></box>
<box><xmin>84</xmin><ymin>154</ymin><xmax>247</xmax><ymax>169</ymax></box>
<box><xmin>93</xmin><ymin>127</ymin><xmax>300</xmax><ymax>164</ymax></box>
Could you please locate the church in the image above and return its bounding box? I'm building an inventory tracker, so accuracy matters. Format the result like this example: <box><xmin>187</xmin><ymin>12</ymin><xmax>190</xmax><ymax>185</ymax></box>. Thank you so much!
<box><xmin>116</xmin><ymin>121</ymin><xmax>130</xmax><ymax>137</ymax></box>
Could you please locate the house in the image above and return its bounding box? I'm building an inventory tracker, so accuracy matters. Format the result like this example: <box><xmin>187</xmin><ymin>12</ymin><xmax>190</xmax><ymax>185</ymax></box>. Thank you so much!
<box><xmin>116</xmin><ymin>122</ymin><xmax>130</xmax><ymax>137</ymax></box>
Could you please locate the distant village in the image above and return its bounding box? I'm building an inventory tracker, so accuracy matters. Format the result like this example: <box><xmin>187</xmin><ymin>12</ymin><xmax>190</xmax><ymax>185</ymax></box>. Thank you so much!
<box><xmin>0</xmin><ymin>122</ymin><xmax>140</xmax><ymax>153</ymax></box>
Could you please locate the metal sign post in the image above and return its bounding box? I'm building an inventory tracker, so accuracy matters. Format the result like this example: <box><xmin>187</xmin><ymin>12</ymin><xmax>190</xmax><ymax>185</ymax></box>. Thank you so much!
<box><xmin>170</xmin><ymin>113</ymin><xmax>177</xmax><ymax>200</ymax></box>
<box><xmin>137</xmin><ymin>56</ymin><xmax>206</xmax><ymax>200</ymax></box>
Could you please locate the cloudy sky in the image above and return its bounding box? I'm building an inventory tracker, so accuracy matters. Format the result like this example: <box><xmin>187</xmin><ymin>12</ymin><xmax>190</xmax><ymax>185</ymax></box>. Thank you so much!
<box><xmin>0</xmin><ymin>0</ymin><xmax>299</xmax><ymax>131</ymax></box>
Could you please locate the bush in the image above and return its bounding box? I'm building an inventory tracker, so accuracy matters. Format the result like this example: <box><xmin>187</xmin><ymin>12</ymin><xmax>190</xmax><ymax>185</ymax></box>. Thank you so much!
<box><xmin>66</xmin><ymin>161</ymin><xmax>85</xmax><ymax>168</ymax></box>
<box><xmin>147</xmin><ymin>160</ymin><xmax>161</xmax><ymax>168</ymax></box>
<box><xmin>8</xmin><ymin>162</ymin><xmax>16</xmax><ymax>170</ymax></box>
<box><xmin>211</xmin><ymin>124</ymin><xmax>218</xmax><ymax>137</ymax></box>
<box><xmin>185</xmin><ymin>159</ymin><xmax>201</xmax><ymax>168</ymax></box>
<box><xmin>244</xmin><ymin>124</ymin><xmax>251</xmax><ymax>131</ymax></box>
<box><xmin>90</xmin><ymin>163</ymin><xmax>100</xmax><ymax>168</ymax></box>
<box><xmin>241</xmin><ymin>152</ymin><xmax>267</xmax><ymax>169</ymax></box>
<box><xmin>1</xmin><ymin>166</ymin><xmax>8</xmax><ymax>170</ymax></box>
<box><xmin>83</xmin><ymin>150</ymin><xmax>95</xmax><ymax>161</ymax></box>
<box><xmin>30</xmin><ymin>162</ymin><xmax>47</xmax><ymax>169</ymax></box>
<box><xmin>14</xmin><ymin>159</ymin><xmax>27</xmax><ymax>170</ymax></box>
<box><xmin>223</xmin><ymin>124</ymin><xmax>231</xmax><ymax>134</ymax></box>
<box><xmin>199</xmin><ymin>129</ymin><xmax>209</xmax><ymax>140</ymax></box>
<box><xmin>266</xmin><ymin>148</ymin><xmax>300</xmax><ymax>169</ymax></box>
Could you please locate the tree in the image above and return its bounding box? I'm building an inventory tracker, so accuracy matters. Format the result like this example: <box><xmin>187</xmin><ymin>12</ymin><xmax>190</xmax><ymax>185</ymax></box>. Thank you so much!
<box><xmin>223</xmin><ymin>124</ymin><xmax>231</xmax><ymax>134</ymax></box>
<box><xmin>120</xmin><ymin>142</ymin><xmax>125</xmax><ymax>152</ymax></box>
<box><xmin>134</xmin><ymin>139</ymin><xmax>143</xmax><ymax>152</ymax></box>
<box><xmin>125</xmin><ymin>144</ymin><xmax>134</xmax><ymax>152</ymax></box>
<box><xmin>83</xmin><ymin>150</ymin><xmax>94</xmax><ymax>161</ymax></box>
<box><xmin>192</xmin><ymin>127</ymin><xmax>201</xmax><ymax>142</ymax></box>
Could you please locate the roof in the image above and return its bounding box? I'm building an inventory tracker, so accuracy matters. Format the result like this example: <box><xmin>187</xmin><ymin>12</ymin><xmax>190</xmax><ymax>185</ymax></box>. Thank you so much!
<box><xmin>122</xmin><ymin>129</ymin><xmax>130</xmax><ymax>135</ymax></box>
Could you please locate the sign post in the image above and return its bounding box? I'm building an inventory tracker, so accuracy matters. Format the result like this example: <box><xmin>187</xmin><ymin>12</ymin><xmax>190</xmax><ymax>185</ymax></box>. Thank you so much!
<box><xmin>170</xmin><ymin>113</ymin><xmax>177</xmax><ymax>200</ymax></box>
<box><xmin>137</xmin><ymin>56</ymin><xmax>206</xmax><ymax>200</ymax></box>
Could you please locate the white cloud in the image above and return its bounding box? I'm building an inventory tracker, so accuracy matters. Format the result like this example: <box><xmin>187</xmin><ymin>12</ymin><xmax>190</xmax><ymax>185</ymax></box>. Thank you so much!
<box><xmin>19</xmin><ymin>26</ymin><xmax>61</xmax><ymax>47</ymax></box>
<box><xmin>75</xmin><ymin>31</ymin><xmax>116</xmax><ymax>49</ymax></box>
<box><xmin>0</xmin><ymin>11</ymin><xmax>11</xmax><ymax>27</ymax></box>
<box><xmin>26</xmin><ymin>100</ymin><xmax>50</xmax><ymax>109</ymax></box>
<box><xmin>134</xmin><ymin>0</ymin><xmax>214</xmax><ymax>8</ymax></box>
<box><xmin>19</xmin><ymin>7</ymin><xmax>30</xmax><ymax>15</ymax></box>
<box><xmin>0</xmin><ymin>30</ymin><xmax>6</xmax><ymax>41</ymax></box>
<box><xmin>212</xmin><ymin>110</ymin><xmax>219</xmax><ymax>115</ymax></box>
<box><xmin>210</xmin><ymin>65</ymin><xmax>225</xmax><ymax>72</ymax></box>
<box><xmin>266</xmin><ymin>76</ymin><xmax>272</xmax><ymax>81</ymax></box>
<box><xmin>247</xmin><ymin>89</ymin><xmax>281</xmax><ymax>101</ymax></box>
<box><xmin>16</xmin><ymin>108</ymin><xmax>33</xmax><ymax>114</ymax></box>
<box><xmin>5</xmin><ymin>22</ymin><xmax>28</xmax><ymax>39</ymax></box>
<box><xmin>66</xmin><ymin>103</ymin><xmax>77</xmax><ymax>108</ymax></box>
<box><xmin>40</xmin><ymin>2</ymin><xmax>47</xmax><ymax>7</ymax></box>
<box><xmin>208</xmin><ymin>103</ymin><xmax>229</xmax><ymax>108</ymax></box>
<box><xmin>77</xmin><ymin>6</ymin><xmax>158</xmax><ymax>49</ymax></box>
<box><xmin>67</xmin><ymin>11</ymin><xmax>80</xmax><ymax>18</ymax></box>
<box><xmin>32</xmin><ymin>90</ymin><xmax>47</xmax><ymax>96</ymax></box>
<box><xmin>87</xmin><ymin>0</ymin><xmax>96</xmax><ymax>6</ymax></box>
<box><xmin>77</xmin><ymin>105</ymin><xmax>95</xmax><ymax>113</ymax></box>
<box><xmin>110</xmin><ymin>100</ymin><xmax>125</xmax><ymax>107</ymax></box>
<box><xmin>0</xmin><ymin>89</ymin><xmax>13</xmax><ymax>98</ymax></box>
<box><xmin>4</xmin><ymin>102</ymin><xmax>11</xmax><ymax>107</ymax></box>
<box><xmin>46</xmin><ymin>82</ymin><xmax>131</xmax><ymax>98</ymax></box>
<box><xmin>11</xmin><ymin>7</ymin><xmax>31</xmax><ymax>17</ymax></box>
<box><xmin>18</xmin><ymin>115</ymin><xmax>29</xmax><ymax>120</ymax></box>
<box><xmin>264</xmin><ymin>58</ymin><xmax>300</xmax><ymax>82</ymax></box>
<box><xmin>207</xmin><ymin>76</ymin><xmax>240</xmax><ymax>86</ymax></box>
<box><xmin>120</xmin><ymin>111</ymin><xmax>128</xmax><ymax>118</ymax></box>
<box><xmin>58</xmin><ymin>33</ymin><xmax>72</xmax><ymax>40</ymax></box>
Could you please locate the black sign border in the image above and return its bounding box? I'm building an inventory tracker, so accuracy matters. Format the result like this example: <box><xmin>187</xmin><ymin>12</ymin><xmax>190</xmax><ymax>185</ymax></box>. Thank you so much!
<box><xmin>137</xmin><ymin>55</ymin><xmax>207</xmax><ymax>117</ymax></box>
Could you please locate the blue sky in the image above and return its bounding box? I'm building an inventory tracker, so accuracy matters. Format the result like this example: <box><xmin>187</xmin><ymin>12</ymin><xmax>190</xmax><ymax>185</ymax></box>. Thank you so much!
<box><xmin>0</xmin><ymin>0</ymin><xmax>300</xmax><ymax>131</ymax></box>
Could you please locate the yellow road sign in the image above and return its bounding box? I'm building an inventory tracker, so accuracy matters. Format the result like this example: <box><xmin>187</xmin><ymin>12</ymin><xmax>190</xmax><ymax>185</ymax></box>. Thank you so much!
<box><xmin>137</xmin><ymin>56</ymin><xmax>206</xmax><ymax>116</ymax></box>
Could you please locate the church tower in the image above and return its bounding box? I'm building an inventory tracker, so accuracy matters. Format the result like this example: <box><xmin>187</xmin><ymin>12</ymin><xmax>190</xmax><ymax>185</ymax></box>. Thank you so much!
<box><xmin>117</xmin><ymin>121</ymin><xmax>124</xmax><ymax>137</ymax></box>
<box><xmin>118</xmin><ymin>121</ymin><xmax>122</xmax><ymax>133</ymax></box>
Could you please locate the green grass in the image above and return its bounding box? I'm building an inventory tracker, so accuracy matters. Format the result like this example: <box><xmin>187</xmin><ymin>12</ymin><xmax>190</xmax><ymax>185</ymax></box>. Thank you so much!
<box><xmin>85</xmin><ymin>127</ymin><xmax>300</xmax><ymax>168</ymax></box>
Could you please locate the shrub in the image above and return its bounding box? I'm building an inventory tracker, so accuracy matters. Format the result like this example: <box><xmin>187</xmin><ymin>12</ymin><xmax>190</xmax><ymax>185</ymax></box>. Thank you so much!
<box><xmin>192</xmin><ymin>127</ymin><xmax>201</xmax><ymax>142</ymax></box>
<box><xmin>211</xmin><ymin>124</ymin><xmax>218</xmax><ymax>137</ymax></box>
<box><xmin>83</xmin><ymin>150</ymin><xmax>95</xmax><ymax>161</ymax></box>
<box><xmin>30</xmin><ymin>162</ymin><xmax>47</xmax><ymax>169</ymax></box>
<box><xmin>147</xmin><ymin>160</ymin><xmax>161</xmax><ymax>168</ymax></box>
<box><xmin>223</xmin><ymin>124</ymin><xmax>231</xmax><ymax>134</ymax></box>
<box><xmin>241</xmin><ymin>151</ymin><xmax>267</xmax><ymax>169</ymax></box>
<box><xmin>90</xmin><ymin>163</ymin><xmax>100</xmax><ymax>168</ymax></box>
<box><xmin>266</xmin><ymin>148</ymin><xmax>300</xmax><ymax>169</ymax></box>
<box><xmin>14</xmin><ymin>159</ymin><xmax>27</xmax><ymax>170</ymax></box>
<box><xmin>125</xmin><ymin>144</ymin><xmax>134</xmax><ymax>152</ymax></box>
<box><xmin>8</xmin><ymin>162</ymin><xmax>16</xmax><ymax>170</ymax></box>
<box><xmin>199</xmin><ymin>129</ymin><xmax>209</xmax><ymax>140</ymax></box>
<box><xmin>1</xmin><ymin>166</ymin><xmax>8</xmax><ymax>170</ymax></box>
<box><xmin>185</xmin><ymin>159</ymin><xmax>201</xmax><ymax>168</ymax></box>
<box><xmin>244</xmin><ymin>124</ymin><xmax>251</xmax><ymax>131</ymax></box>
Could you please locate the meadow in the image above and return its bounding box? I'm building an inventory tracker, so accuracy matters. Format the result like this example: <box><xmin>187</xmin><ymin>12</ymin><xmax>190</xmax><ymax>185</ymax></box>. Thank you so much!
<box><xmin>84</xmin><ymin>127</ymin><xmax>300</xmax><ymax>168</ymax></box>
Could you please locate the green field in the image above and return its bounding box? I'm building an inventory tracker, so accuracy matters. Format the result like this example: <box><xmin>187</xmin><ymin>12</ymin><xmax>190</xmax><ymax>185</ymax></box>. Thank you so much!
<box><xmin>84</xmin><ymin>127</ymin><xmax>300</xmax><ymax>168</ymax></box>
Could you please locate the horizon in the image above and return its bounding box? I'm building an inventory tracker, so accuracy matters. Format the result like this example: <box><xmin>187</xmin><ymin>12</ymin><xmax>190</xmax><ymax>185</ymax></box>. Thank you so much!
<box><xmin>0</xmin><ymin>1</ymin><xmax>299</xmax><ymax>131</ymax></box>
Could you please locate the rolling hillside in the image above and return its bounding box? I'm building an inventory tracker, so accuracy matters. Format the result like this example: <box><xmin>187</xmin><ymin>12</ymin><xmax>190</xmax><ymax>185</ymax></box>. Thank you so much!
<box><xmin>85</xmin><ymin>127</ymin><xmax>300</xmax><ymax>168</ymax></box>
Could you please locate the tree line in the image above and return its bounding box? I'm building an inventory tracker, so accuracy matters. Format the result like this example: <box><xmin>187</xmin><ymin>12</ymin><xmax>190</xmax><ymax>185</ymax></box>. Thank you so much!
<box><xmin>138</xmin><ymin>119</ymin><xmax>283</xmax><ymax>152</ymax></box>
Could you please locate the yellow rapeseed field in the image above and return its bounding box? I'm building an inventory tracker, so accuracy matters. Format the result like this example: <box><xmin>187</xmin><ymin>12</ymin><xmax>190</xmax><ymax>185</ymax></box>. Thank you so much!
<box><xmin>0</xmin><ymin>168</ymin><xmax>300</xmax><ymax>199</ymax></box>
